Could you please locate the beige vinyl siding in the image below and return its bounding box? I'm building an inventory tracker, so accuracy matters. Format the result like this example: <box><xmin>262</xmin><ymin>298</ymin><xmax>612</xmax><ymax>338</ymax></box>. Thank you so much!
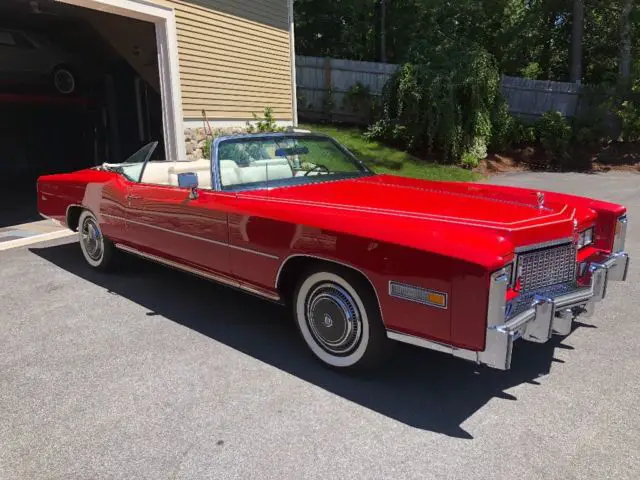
<box><xmin>160</xmin><ymin>0</ymin><xmax>293</xmax><ymax>122</ymax></box>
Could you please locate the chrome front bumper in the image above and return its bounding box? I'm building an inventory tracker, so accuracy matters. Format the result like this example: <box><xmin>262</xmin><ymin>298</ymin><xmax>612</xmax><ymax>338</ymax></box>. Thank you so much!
<box><xmin>474</xmin><ymin>251</ymin><xmax>630</xmax><ymax>370</ymax></box>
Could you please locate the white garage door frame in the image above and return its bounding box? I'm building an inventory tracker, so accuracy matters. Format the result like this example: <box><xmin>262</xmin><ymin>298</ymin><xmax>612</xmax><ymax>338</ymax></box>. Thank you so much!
<box><xmin>56</xmin><ymin>0</ymin><xmax>186</xmax><ymax>161</ymax></box>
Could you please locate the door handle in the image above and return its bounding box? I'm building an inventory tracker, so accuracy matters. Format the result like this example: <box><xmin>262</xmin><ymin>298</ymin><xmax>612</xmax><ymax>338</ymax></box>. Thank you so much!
<box><xmin>126</xmin><ymin>194</ymin><xmax>142</xmax><ymax>200</ymax></box>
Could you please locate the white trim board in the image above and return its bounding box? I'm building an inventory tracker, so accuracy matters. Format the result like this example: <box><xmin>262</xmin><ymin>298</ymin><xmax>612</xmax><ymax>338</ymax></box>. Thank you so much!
<box><xmin>0</xmin><ymin>230</ymin><xmax>76</xmax><ymax>252</ymax></box>
<box><xmin>56</xmin><ymin>0</ymin><xmax>186</xmax><ymax>161</ymax></box>
<box><xmin>288</xmin><ymin>0</ymin><xmax>298</xmax><ymax>126</ymax></box>
<box><xmin>183</xmin><ymin>119</ymin><xmax>295</xmax><ymax>129</ymax></box>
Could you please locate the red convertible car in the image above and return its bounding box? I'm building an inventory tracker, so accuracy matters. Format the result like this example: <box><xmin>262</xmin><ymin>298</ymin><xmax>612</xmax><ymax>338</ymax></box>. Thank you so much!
<box><xmin>37</xmin><ymin>132</ymin><xmax>630</xmax><ymax>372</ymax></box>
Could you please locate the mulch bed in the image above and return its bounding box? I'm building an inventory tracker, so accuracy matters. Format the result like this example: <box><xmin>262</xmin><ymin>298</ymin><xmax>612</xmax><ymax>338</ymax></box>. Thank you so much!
<box><xmin>475</xmin><ymin>141</ymin><xmax>640</xmax><ymax>176</ymax></box>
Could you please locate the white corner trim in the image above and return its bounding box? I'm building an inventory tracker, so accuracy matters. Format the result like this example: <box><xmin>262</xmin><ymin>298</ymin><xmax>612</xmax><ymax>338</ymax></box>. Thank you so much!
<box><xmin>182</xmin><ymin>119</ymin><xmax>294</xmax><ymax>129</ymax></box>
<box><xmin>55</xmin><ymin>0</ymin><xmax>185</xmax><ymax>161</ymax></box>
<box><xmin>0</xmin><ymin>230</ymin><xmax>76</xmax><ymax>252</ymax></box>
<box><xmin>288</xmin><ymin>0</ymin><xmax>298</xmax><ymax>126</ymax></box>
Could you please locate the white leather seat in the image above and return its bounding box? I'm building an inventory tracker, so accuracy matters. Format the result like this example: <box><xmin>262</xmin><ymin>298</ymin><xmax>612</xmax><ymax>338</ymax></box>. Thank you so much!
<box><xmin>219</xmin><ymin>158</ymin><xmax>294</xmax><ymax>187</ymax></box>
<box><xmin>140</xmin><ymin>161</ymin><xmax>175</xmax><ymax>185</ymax></box>
<box><xmin>140</xmin><ymin>159</ymin><xmax>213</xmax><ymax>189</ymax></box>
<box><xmin>139</xmin><ymin>157</ymin><xmax>295</xmax><ymax>189</ymax></box>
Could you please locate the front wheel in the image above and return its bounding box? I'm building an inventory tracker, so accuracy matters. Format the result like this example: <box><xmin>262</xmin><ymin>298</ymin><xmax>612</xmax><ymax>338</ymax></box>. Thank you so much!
<box><xmin>293</xmin><ymin>266</ymin><xmax>390</xmax><ymax>371</ymax></box>
<box><xmin>78</xmin><ymin>210</ymin><xmax>116</xmax><ymax>271</ymax></box>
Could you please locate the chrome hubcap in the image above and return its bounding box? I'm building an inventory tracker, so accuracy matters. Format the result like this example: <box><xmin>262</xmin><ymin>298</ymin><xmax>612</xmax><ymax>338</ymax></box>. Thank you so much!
<box><xmin>81</xmin><ymin>218</ymin><xmax>103</xmax><ymax>261</ymax></box>
<box><xmin>305</xmin><ymin>282</ymin><xmax>362</xmax><ymax>355</ymax></box>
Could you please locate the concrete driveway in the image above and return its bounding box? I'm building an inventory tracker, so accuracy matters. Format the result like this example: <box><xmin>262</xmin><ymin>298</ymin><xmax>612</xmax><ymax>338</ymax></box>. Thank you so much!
<box><xmin>1</xmin><ymin>172</ymin><xmax>639</xmax><ymax>479</ymax></box>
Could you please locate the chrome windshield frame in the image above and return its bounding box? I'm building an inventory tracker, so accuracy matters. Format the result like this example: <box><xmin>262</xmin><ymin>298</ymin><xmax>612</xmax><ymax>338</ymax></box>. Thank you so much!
<box><xmin>209</xmin><ymin>132</ymin><xmax>374</xmax><ymax>192</ymax></box>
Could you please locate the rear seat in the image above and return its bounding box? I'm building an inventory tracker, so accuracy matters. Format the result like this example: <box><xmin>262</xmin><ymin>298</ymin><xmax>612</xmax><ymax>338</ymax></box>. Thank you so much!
<box><xmin>219</xmin><ymin>158</ymin><xmax>293</xmax><ymax>186</ymax></box>
<box><xmin>140</xmin><ymin>159</ymin><xmax>212</xmax><ymax>188</ymax></box>
<box><xmin>139</xmin><ymin>157</ymin><xmax>294</xmax><ymax>189</ymax></box>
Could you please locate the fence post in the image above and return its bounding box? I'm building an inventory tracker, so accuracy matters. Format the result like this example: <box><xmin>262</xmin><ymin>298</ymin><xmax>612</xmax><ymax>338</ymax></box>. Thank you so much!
<box><xmin>323</xmin><ymin>57</ymin><xmax>332</xmax><ymax>122</ymax></box>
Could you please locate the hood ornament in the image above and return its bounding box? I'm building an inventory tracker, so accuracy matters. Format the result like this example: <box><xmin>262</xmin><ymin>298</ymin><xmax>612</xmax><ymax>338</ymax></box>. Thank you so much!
<box><xmin>537</xmin><ymin>192</ymin><xmax>545</xmax><ymax>209</ymax></box>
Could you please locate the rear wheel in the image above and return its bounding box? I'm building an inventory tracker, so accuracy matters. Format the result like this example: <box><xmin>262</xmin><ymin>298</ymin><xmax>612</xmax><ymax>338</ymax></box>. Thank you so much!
<box><xmin>293</xmin><ymin>266</ymin><xmax>390</xmax><ymax>371</ymax></box>
<box><xmin>78</xmin><ymin>210</ymin><xmax>116</xmax><ymax>271</ymax></box>
<box><xmin>52</xmin><ymin>66</ymin><xmax>76</xmax><ymax>95</ymax></box>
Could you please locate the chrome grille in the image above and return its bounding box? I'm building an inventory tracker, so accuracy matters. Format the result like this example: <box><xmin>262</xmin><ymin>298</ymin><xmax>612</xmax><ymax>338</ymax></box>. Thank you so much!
<box><xmin>516</xmin><ymin>242</ymin><xmax>577</xmax><ymax>293</ymax></box>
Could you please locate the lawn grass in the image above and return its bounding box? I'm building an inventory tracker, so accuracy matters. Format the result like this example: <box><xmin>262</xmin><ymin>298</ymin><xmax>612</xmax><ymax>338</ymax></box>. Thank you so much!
<box><xmin>300</xmin><ymin>123</ymin><xmax>479</xmax><ymax>182</ymax></box>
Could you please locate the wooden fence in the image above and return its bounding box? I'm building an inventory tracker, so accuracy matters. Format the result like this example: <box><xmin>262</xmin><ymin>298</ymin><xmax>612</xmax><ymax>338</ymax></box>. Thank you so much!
<box><xmin>295</xmin><ymin>55</ymin><xmax>397</xmax><ymax>123</ymax></box>
<box><xmin>295</xmin><ymin>55</ymin><xmax>590</xmax><ymax>124</ymax></box>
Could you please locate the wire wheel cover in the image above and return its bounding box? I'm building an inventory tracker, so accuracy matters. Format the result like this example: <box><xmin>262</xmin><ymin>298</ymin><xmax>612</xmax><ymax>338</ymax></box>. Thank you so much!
<box><xmin>81</xmin><ymin>218</ymin><xmax>103</xmax><ymax>261</ymax></box>
<box><xmin>305</xmin><ymin>282</ymin><xmax>363</xmax><ymax>355</ymax></box>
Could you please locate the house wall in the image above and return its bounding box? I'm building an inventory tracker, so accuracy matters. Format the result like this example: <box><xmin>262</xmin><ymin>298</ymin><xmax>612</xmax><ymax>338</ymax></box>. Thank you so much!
<box><xmin>158</xmin><ymin>0</ymin><xmax>294</xmax><ymax>127</ymax></box>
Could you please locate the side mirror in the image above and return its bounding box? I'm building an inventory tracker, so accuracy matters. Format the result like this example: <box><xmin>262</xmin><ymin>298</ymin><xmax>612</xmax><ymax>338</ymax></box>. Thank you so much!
<box><xmin>178</xmin><ymin>172</ymin><xmax>199</xmax><ymax>199</ymax></box>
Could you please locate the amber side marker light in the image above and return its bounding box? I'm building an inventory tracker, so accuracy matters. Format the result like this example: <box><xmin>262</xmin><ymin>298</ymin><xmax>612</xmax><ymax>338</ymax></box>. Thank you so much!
<box><xmin>388</xmin><ymin>282</ymin><xmax>448</xmax><ymax>309</ymax></box>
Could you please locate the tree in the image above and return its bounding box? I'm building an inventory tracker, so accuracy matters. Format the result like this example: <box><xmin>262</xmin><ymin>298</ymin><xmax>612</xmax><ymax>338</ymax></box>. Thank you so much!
<box><xmin>619</xmin><ymin>0</ymin><xmax>633</xmax><ymax>82</ymax></box>
<box><xmin>293</xmin><ymin>0</ymin><xmax>639</xmax><ymax>85</ymax></box>
<box><xmin>570</xmin><ymin>0</ymin><xmax>584</xmax><ymax>83</ymax></box>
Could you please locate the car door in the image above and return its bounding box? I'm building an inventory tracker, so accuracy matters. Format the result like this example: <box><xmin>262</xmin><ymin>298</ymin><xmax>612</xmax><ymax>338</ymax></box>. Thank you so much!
<box><xmin>123</xmin><ymin>178</ymin><xmax>233</xmax><ymax>277</ymax></box>
<box><xmin>0</xmin><ymin>30</ymin><xmax>40</xmax><ymax>77</ymax></box>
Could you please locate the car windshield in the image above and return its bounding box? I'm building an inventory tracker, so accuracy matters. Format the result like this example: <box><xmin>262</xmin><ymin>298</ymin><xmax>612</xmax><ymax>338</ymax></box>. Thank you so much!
<box><xmin>217</xmin><ymin>134</ymin><xmax>373</xmax><ymax>190</ymax></box>
<box><xmin>104</xmin><ymin>141</ymin><xmax>158</xmax><ymax>182</ymax></box>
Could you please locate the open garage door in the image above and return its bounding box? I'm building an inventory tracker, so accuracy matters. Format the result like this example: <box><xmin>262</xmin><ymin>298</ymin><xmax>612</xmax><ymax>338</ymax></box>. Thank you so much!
<box><xmin>0</xmin><ymin>0</ymin><xmax>166</xmax><ymax>231</ymax></box>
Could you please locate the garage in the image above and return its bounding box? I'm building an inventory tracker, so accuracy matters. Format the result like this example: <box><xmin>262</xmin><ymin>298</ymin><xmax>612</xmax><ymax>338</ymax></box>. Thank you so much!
<box><xmin>0</xmin><ymin>0</ymin><xmax>166</xmax><ymax>228</ymax></box>
<box><xmin>0</xmin><ymin>0</ymin><xmax>297</xmax><ymax>240</ymax></box>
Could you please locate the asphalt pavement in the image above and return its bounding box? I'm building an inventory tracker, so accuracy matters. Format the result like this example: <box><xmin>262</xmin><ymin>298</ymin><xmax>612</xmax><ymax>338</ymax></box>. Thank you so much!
<box><xmin>1</xmin><ymin>172</ymin><xmax>639</xmax><ymax>479</ymax></box>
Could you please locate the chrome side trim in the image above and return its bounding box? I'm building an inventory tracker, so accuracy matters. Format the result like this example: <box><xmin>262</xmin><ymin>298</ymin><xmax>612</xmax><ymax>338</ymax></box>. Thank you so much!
<box><xmin>386</xmin><ymin>330</ymin><xmax>481</xmax><ymax>364</ymax></box>
<box><xmin>115</xmin><ymin>243</ymin><xmax>281</xmax><ymax>302</ymax></box>
<box><xmin>274</xmin><ymin>254</ymin><xmax>385</xmax><ymax>325</ymax></box>
<box><xmin>515</xmin><ymin>237</ymin><xmax>573</xmax><ymax>253</ymax></box>
<box><xmin>101</xmin><ymin>213</ymin><xmax>279</xmax><ymax>260</ymax></box>
<box><xmin>388</xmin><ymin>282</ymin><xmax>448</xmax><ymax>309</ymax></box>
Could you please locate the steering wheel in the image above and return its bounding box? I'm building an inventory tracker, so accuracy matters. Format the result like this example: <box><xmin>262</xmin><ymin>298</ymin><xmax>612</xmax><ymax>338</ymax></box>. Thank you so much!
<box><xmin>304</xmin><ymin>164</ymin><xmax>330</xmax><ymax>176</ymax></box>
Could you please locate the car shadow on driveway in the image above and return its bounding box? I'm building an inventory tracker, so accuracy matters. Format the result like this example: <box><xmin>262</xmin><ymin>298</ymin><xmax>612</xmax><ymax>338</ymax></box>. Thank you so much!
<box><xmin>31</xmin><ymin>242</ymin><xmax>580</xmax><ymax>439</ymax></box>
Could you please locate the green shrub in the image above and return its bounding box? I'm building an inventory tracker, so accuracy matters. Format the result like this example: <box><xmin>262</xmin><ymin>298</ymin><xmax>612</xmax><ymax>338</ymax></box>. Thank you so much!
<box><xmin>367</xmin><ymin>45</ymin><xmax>501</xmax><ymax>162</ymax></box>
<box><xmin>460</xmin><ymin>151</ymin><xmax>480</xmax><ymax>168</ymax></box>
<box><xmin>203</xmin><ymin>137</ymin><xmax>212</xmax><ymax>159</ymax></box>
<box><xmin>246</xmin><ymin>107</ymin><xmax>286</xmax><ymax>133</ymax></box>
<box><xmin>535</xmin><ymin>111</ymin><xmax>572</xmax><ymax>167</ymax></box>
<box><xmin>616</xmin><ymin>100</ymin><xmax>640</xmax><ymax>141</ymax></box>
<box><xmin>343</xmin><ymin>82</ymin><xmax>371</xmax><ymax>113</ymax></box>
<box><xmin>511</xmin><ymin>118</ymin><xmax>536</xmax><ymax>145</ymax></box>
<box><xmin>490</xmin><ymin>97</ymin><xmax>516</xmax><ymax>150</ymax></box>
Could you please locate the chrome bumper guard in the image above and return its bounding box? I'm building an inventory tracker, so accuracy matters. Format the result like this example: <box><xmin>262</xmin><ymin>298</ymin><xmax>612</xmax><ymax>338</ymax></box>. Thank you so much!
<box><xmin>472</xmin><ymin>251</ymin><xmax>630</xmax><ymax>370</ymax></box>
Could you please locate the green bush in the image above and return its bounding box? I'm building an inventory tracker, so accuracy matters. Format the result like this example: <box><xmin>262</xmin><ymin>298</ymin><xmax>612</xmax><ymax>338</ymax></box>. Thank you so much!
<box><xmin>460</xmin><ymin>151</ymin><xmax>480</xmax><ymax>168</ymax></box>
<box><xmin>511</xmin><ymin>118</ymin><xmax>537</xmax><ymax>145</ymax></box>
<box><xmin>535</xmin><ymin>111</ymin><xmax>572</xmax><ymax>167</ymax></box>
<box><xmin>367</xmin><ymin>45</ymin><xmax>501</xmax><ymax>162</ymax></box>
<box><xmin>572</xmin><ymin>111</ymin><xmax>609</xmax><ymax>146</ymax></box>
<box><xmin>246</xmin><ymin>107</ymin><xmax>286</xmax><ymax>133</ymax></box>
<box><xmin>343</xmin><ymin>82</ymin><xmax>371</xmax><ymax>113</ymax></box>
<box><xmin>490</xmin><ymin>97</ymin><xmax>516</xmax><ymax>150</ymax></box>
<box><xmin>616</xmin><ymin>100</ymin><xmax>640</xmax><ymax>142</ymax></box>
<box><xmin>202</xmin><ymin>137</ymin><xmax>212</xmax><ymax>159</ymax></box>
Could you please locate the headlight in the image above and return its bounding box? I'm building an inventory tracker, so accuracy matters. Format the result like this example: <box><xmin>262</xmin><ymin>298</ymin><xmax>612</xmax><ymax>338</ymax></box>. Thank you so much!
<box><xmin>613</xmin><ymin>215</ymin><xmax>628</xmax><ymax>252</ymax></box>
<box><xmin>577</xmin><ymin>227</ymin><xmax>594</xmax><ymax>249</ymax></box>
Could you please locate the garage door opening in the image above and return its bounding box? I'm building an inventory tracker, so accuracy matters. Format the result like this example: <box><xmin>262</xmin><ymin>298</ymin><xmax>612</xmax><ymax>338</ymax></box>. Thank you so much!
<box><xmin>0</xmin><ymin>0</ymin><xmax>166</xmax><ymax>230</ymax></box>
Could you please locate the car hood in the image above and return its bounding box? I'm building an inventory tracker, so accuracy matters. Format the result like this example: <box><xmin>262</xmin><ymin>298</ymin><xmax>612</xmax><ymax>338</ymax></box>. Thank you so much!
<box><xmin>236</xmin><ymin>174</ymin><xmax>597</xmax><ymax>268</ymax></box>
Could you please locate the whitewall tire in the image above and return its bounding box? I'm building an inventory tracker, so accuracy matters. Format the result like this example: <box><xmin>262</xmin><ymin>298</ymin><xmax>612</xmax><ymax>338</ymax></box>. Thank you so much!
<box><xmin>78</xmin><ymin>210</ymin><xmax>115</xmax><ymax>271</ymax></box>
<box><xmin>293</xmin><ymin>266</ymin><xmax>389</xmax><ymax>371</ymax></box>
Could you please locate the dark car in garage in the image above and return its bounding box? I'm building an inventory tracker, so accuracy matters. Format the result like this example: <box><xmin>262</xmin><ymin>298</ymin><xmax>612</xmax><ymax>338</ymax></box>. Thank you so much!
<box><xmin>0</xmin><ymin>27</ymin><xmax>80</xmax><ymax>94</ymax></box>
